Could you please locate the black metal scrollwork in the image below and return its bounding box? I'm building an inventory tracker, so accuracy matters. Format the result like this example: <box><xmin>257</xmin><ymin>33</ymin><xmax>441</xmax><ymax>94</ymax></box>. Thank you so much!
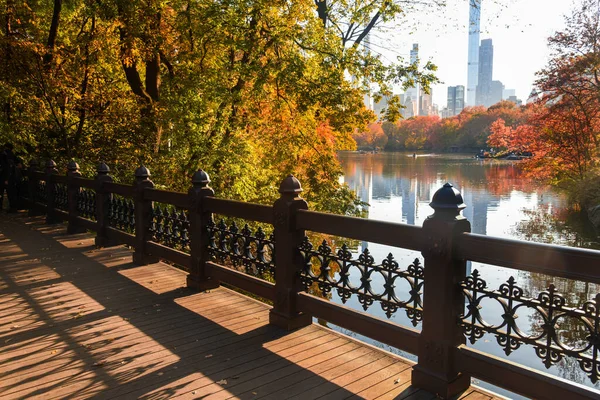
<box><xmin>150</xmin><ymin>204</ymin><xmax>190</xmax><ymax>252</ymax></box>
<box><xmin>460</xmin><ymin>269</ymin><xmax>600</xmax><ymax>383</ymax></box>
<box><xmin>76</xmin><ymin>188</ymin><xmax>96</xmax><ymax>221</ymax></box>
<box><xmin>36</xmin><ymin>181</ymin><xmax>47</xmax><ymax>204</ymax></box>
<box><xmin>298</xmin><ymin>237</ymin><xmax>424</xmax><ymax>325</ymax></box>
<box><xmin>206</xmin><ymin>219</ymin><xmax>275</xmax><ymax>280</ymax></box>
<box><xmin>108</xmin><ymin>195</ymin><xmax>135</xmax><ymax>233</ymax></box>
<box><xmin>54</xmin><ymin>183</ymin><xmax>68</xmax><ymax>211</ymax></box>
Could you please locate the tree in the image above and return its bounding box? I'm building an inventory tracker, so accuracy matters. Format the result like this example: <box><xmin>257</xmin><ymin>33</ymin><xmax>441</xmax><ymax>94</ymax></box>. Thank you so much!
<box><xmin>353</xmin><ymin>122</ymin><xmax>387</xmax><ymax>148</ymax></box>
<box><xmin>0</xmin><ymin>0</ymin><xmax>443</xmax><ymax>215</ymax></box>
<box><xmin>487</xmin><ymin>0</ymin><xmax>600</xmax><ymax>205</ymax></box>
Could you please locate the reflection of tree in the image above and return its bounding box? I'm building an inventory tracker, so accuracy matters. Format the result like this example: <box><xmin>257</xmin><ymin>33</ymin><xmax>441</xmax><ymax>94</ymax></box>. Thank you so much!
<box><xmin>521</xmin><ymin>271</ymin><xmax>600</xmax><ymax>387</ymax></box>
<box><xmin>513</xmin><ymin>206</ymin><xmax>600</xmax><ymax>250</ymax></box>
<box><xmin>303</xmin><ymin>233</ymin><xmax>357</xmax><ymax>300</ymax></box>
<box><xmin>339</xmin><ymin>152</ymin><xmax>551</xmax><ymax>198</ymax></box>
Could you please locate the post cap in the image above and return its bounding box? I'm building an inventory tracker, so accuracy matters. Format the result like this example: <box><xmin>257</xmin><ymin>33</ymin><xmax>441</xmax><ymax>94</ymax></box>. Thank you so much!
<box><xmin>46</xmin><ymin>159</ymin><xmax>57</xmax><ymax>169</ymax></box>
<box><xmin>192</xmin><ymin>169</ymin><xmax>211</xmax><ymax>187</ymax></box>
<box><xmin>97</xmin><ymin>162</ymin><xmax>110</xmax><ymax>174</ymax></box>
<box><xmin>279</xmin><ymin>175</ymin><xmax>303</xmax><ymax>195</ymax></box>
<box><xmin>135</xmin><ymin>165</ymin><xmax>151</xmax><ymax>179</ymax></box>
<box><xmin>67</xmin><ymin>160</ymin><xmax>79</xmax><ymax>171</ymax></box>
<box><xmin>430</xmin><ymin>183</ymin><xmax>466</xmax><ymax>211</ymax></box>
<box><xmin>29</xmin><ymin>159</ymin><xmax>40</xmax><ymax>169</ymax></box>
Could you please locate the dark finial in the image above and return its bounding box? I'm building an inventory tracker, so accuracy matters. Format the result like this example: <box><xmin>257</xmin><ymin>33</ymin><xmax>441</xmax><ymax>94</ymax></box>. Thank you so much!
<box><xmin>46</xmin><ymin>159</ymin><xmax>58</xmax><ymax>174</ymax></box>
<box><xmin>429</xmin><ymin>183</ymin><xmax>466</xmax><ymax>217</ymax></box>
<box><xmin>135</xmin><ymin>165</ymin><xmax>151</xmax><ymax>179</ymax></box>
<box><xmin>192</xmin><ymin>169</ymin><xmax>210</xmax><ymax>187</ymax></box>
<box><xmin>29</xmin><ymin>159</ymin><xmax>40</xmax><ymax>171</ymax></box>
<box><xmin>97</xmin><ymin>162</ymin><xmax>110</xmax><ymax>175</ymax></box>
<box><xmin>278</xmin><ymin>175</ymin><xmax>303</xmax><ymax>195</ymax></box>
<box><xmin>67</xmin><ymin>160</ymin><xmax>79</xmax><ymax>172</ymax></box>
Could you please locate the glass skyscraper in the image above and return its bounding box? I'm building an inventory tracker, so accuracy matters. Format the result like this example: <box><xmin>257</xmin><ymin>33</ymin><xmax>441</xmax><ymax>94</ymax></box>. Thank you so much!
<box><xmin>467</xmin><ymin>0</ymin><xmax>481</xmax><ymax>106</ymax></box>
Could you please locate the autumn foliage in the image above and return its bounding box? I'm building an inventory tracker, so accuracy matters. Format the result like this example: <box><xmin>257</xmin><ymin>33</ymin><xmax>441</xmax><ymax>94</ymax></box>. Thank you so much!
<box><xmin>487</xmin><ymin>0</ymin><xmax>600</xmax><ymax>206</ymax></box>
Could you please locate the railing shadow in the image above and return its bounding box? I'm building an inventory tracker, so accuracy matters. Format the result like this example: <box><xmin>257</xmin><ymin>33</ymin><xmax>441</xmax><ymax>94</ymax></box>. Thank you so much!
<box><xmin>0</xmin><ymin>213</ymin><xmax>389</xmax><ymax>399</ymax></box>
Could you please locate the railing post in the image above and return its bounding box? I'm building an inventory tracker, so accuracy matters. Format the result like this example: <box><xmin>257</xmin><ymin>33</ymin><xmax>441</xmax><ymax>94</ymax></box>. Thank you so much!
<box><xmin>412</xmin><ymin>183</ymin><xmax>471</xmax><ymax>398</ymax></box>
<box><xmin>45</xmin><ymin>160</ymin><xmax>61</xmax><ymax>224</ymax></box>
<box><xmin>67</xmin><ymin>161</ymin><xmax>86</xmax><ymax>234</ymax></box>
<box><xmin>187</xmin><ymin>169</ymin><xmax>219</xmax><ymax>290</ymax></box>
<box><xmin>94</xmin><ymin>162</ymin><xmax>113</xmax><ymax>247</ymax></box>
<box><xmin>269</xmin><ymin>175</ymin><xmax>311</xmax><ymax>330</ymax></box>
<box><xmin>27</xmin><ymin>159</ymin><xmax>42</xmax><ymax>216</ymax></box>
<box><xmin>133</xmin><ymin>166</ymin><xmax>158</xmax><ymax>265</ymax></box>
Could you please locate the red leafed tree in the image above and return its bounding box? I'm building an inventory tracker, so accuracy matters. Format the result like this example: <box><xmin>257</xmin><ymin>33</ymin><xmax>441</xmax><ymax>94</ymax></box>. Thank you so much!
<box><xmin>353</xmin><ymin>122</ymin><xmax>387</xmax><ymax>148</ymax></box>
<box><xmin>488</xmin><ymin>0</ymin><xmax>600</xmax><ymax>202</ymax></box>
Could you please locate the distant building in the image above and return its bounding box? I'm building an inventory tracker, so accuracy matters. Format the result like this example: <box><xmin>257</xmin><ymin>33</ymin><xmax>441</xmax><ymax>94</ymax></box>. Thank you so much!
<box><xmin>527</xmin><ymin>89</ymin><xmax>540</xmax><ymax>104</ymax></box>
<box><xmin>420</xmin><ymin>90</ymin><xmax>434</xmax><ymax>116</ymax></box>
<box><xmin>405</xmin><ymin>44</ymin><xmax>420</xmax><ymax>117</ymax></box>
<box><xmin>467</xmin><ymin>0</ymin><xmax>481</xmax><ymax>106</ymax></box>
<box><xmin>373</xmin><ymin>93</ymin><xmax>390</xmax><ymax>119</ymax></box>
<box><xmin>503</xmin><ymin>88</ymin><xmax>516</xmax><ymax>99</ymax></box>
<box><xmin>404</xmin><ymin>95</ymin><xmax>418</xmax><ymax>118</ymax></box>
<box><xmin>507</xmin><ymin>95</ymin><xmax>523</xmax><ymax>106</ymax></box>
<box><xmin>476</xmin><ymin>39</ymin><xmax>494</xmax><ymax>107</ymax></box>
<box><xmin>447</xmin><ymin>85</ymin><xmax>465</xmax><ymax>116</ymax></box>
<box><xmin>490</xmin><ymin>80</ymin><xmax>504</xmax><ymax>106</ymax></box>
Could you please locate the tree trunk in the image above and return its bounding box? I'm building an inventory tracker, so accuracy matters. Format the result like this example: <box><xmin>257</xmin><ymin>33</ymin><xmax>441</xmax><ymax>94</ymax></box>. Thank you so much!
<box><xmin>44</xmin><ymin>0</ymin><xmax>63</xmax><ymax>66</ymax></box>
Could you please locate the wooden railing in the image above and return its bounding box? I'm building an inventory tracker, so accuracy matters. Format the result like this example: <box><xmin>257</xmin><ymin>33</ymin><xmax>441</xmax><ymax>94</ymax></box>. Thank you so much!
<box><xmin>18</xmin><ymin>159</ymin><xmax>600</xmax><ymax>400</ymax></box>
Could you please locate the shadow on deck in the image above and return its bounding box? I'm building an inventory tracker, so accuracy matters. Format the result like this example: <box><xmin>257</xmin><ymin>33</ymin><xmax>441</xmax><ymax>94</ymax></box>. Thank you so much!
<box><xmin>0</xmin><ymin>213</ymin><xmax>497</xmax><ymax>400</ymax></box>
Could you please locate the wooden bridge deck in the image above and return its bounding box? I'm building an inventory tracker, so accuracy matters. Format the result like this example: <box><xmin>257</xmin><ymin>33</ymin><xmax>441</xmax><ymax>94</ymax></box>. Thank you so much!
<box><xmin>0</xmin><ymin>213</ymin><xmax>501</xmax><ymax>400</ymax></box>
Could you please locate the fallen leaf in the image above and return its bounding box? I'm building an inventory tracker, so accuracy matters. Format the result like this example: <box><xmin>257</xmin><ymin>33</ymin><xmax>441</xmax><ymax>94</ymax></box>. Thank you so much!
<box><xmin>205</xmin><ymin>354</ymin><xmax>213</xmax><ymax>358</ymax></box>
<box><xmin>93</xmin><ymin>361</ymin><xmax>106</xmax><ymax>367</ymax></box>
<box><xmin>216</xmin><ymin>379</ymin><xmax>227</xmax><ymax>385</ymax></box>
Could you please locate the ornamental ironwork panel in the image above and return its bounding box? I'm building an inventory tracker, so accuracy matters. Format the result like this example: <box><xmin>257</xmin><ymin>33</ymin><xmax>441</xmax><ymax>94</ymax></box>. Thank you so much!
<box><xmin>298</xmin><ymin>237</ymin><xmax>424</xmax><ymax>325</ymax></box>
<box><xmin>150</xmin><ymin>204</ymin><xmax>190</xmax><ymax>252</ymax></box>
<box><xmin>76</xmin><ymin>188</ymin><xmax>96</xmax><ymax>221</ymax></box>
<box><xmin>54</xmin><ymin>183</ymin><xmax>68</xmax><ymax>211</ymax></box>
<box><xmin>108</xmin><ymin>195</ymin><xmax>135</xmax><ymax>233</ymax></box>
<box><xmin>207</xmin><ymin>219</ymin><xmax>275</xmax><ymax>281</ymax></box>
<box><xmin>35</xmin><ymin>181</ymin><xmax>47</xmax><ymax>204</ymax></box>
<box><xmin>460</xmin><ymin>269</ymin><xmax>600</xmax><ymax>383</ymax></box>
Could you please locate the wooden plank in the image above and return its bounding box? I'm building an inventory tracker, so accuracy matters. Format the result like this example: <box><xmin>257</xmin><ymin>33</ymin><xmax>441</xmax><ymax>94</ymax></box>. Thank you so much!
<box><xmin>203</xmin><ymin>197</ymin><xmax>273</xmax><ymax>224</ymax></box>
<box><xmin>103</xmin><ymin>182</ymin><xmax>134</xmax><ymax>197</ymax></box>
<box><xmin>143</xmin><ymin>188</ymin><xmax>189</xmax><ymax>209</ymax></box>
<box><xmin>456</xmin><ymin>346</ymin><xmax>600</xmax><ymax>400</ymax></box>
<box><xmin>105</xmin><ymin>227</ymin><xmax>135</xmax><ymax>246</ymax></box>
<box><xmin>146</xmin><ymin>241</ymin><xmax>191</xmax><ymax>269</ymax></box>
<box><xmin>209</xmin><ymin>262</ymin><xmax>275</xmax><ymax>301</ymax></box>
<box><xmin>296</xmin><ymin>209</ymin><xmax>425</xmax><ymax>251</ymax></box>
<box><xmin>297</xmin><ymin>292</ymin><xmax>420</xmax><ymax>354</ymax></box>
<box><xmin>456</xmin><ymin>232</ymin><xmax>600</xmax><ymax>284</ymax></box>
<box><xmin>0</xmin><ymin>215</ymin><xmax>514</xmax><ymax>400</ymax></box>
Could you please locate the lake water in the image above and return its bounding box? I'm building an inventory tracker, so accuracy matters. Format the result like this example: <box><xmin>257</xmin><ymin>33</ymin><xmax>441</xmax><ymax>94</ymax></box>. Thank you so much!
<box><xmin>328</xmin><ymin>151</ymin><xmax>600</xmax><ymax>398</ymax></box>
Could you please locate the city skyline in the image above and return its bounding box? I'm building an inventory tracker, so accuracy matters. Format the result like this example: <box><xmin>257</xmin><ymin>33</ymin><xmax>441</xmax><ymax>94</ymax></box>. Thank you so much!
<box><xmin>378</xmin><ymin>0</ymin><xmax>576</xmax><ymax>107</ymax></box>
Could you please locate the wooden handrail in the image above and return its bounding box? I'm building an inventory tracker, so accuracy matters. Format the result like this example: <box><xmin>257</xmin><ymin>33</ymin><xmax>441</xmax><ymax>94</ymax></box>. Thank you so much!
<box><xmin>18</xmin><ymin>161</ymin><xmax>600</xmax><ymax>400</ymax></box>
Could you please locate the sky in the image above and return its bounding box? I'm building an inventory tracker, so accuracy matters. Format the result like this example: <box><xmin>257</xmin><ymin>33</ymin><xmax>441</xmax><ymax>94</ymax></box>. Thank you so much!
<box><xmin>368</xmin><ymin>0</ymin><xmax>578</xmax><ymax>107</ymax></box>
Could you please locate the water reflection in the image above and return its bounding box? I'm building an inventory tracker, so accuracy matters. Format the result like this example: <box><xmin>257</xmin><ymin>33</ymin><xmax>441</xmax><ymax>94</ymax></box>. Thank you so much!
<box><xmin>333</xmin><ymin>151</ymin><xmax>600</xmax><ymax>397</ymax></box>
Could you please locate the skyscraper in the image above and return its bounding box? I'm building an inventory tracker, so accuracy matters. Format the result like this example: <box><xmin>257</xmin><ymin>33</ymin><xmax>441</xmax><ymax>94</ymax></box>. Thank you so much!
<box><xmin>476</xmin><ymin>39</ymin><xmax>493</xmax><ymax>107</ymax></box>
<box><xmin>467</xmin><ymin>0</ymin><xmax>481</xmax><ymax>107</ymax></box>
<box><xmin>447</xmin><ymin>85</ymin><xmax>465</xmax><ymax>116</ymax></box>
<box><xmin>490</xmin><ymin>80</ymin><xmax>504</xmax><ymax>105</ymax></box>
<box><xmin>406</xmin><ymin>44</ymin><xmax>420</xmax><ymax>117</ymax></box>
